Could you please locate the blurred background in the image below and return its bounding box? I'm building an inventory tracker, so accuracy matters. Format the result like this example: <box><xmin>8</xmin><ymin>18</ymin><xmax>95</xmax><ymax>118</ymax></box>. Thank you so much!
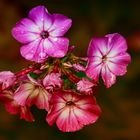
<box><xmin>0</xmin><ymin>0</ymin><xmax>140</xmax><ymax>139</ymax></box>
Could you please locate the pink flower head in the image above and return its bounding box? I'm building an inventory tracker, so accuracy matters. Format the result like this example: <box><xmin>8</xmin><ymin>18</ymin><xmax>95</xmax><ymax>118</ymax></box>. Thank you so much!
<box><xmin>77</xmin><ymin>78</ymin><xmax>95</xmax><ymax>95</ymax></box>
<box><xmin>0</xmin><ymin>91</ymin><xmax>34</xmax><ymax>122</ymax></box>
<box><xmin>86</xmin><ymin>33</ymin><xmax>131</xmax><ymax>88</ymax></box>
<box><xmin>43</xmin><ymin>73</ymin><xmax>63</xmax><ymax>89</ymax></box>
<box><xmin>14</xmin><ymin>76</ymin><xmax>50</xmax><ymax>111</ymax></box>
<box><xmin>0</xmin><ymin>71</ymin><xmax>16</xmax><ymax>90</ymax></box>
<box><xmin>12</xmin><ymin>5</ymin><xmax>72</xmax><ymax>63</ymax></box>
<box><xmin>46</xmin><ymin>90</ymin><xmax>101</xmax><ymax>132</ymax></box>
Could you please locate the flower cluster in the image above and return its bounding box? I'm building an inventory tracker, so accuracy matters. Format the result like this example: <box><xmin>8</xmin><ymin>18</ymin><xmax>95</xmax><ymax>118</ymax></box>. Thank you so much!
<box><xmin>0</xmin><ymin>5</ymin><xmax>131</xmax><ymax>132</ymax></box>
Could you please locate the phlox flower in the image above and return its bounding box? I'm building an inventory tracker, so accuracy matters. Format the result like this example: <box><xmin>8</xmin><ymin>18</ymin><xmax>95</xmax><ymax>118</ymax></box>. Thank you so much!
<box><xmin>43</xmin><ymin>73</ymin><xmax>63</xmax><ymax>90</ymax></box>
<box><xmin>46</xmin><ymin>90</ymin><xmax>101</xmax><ymax>132</ymax></box>
<box><xmin>77</xmin><ymin>78</ymin><xmax>95</xmax><ymax>95</ymax></box>
<box><xmin>14</xmin><ymin>76</ymin><xmax>51</xmax><ymax>111</ymax></box>
<box><xmin>12</xmin><ymin>5</ymin><xmax>72</xmax><ymax>63</ymax></box>
<box><xmin>0</xmin><ymin>71</ymin><xmax>16</xmax><ymax>90</ymax></box>
<box><xmin>86</xmin><ymin>33</ymin><xmax>131</xmax><ymax>88</ymax></box>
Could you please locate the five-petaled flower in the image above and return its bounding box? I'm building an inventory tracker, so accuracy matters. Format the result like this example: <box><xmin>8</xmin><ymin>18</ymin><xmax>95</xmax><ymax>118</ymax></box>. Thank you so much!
<box><xmin>46</xmin><ymin>90</ymin><xmax>101</xmax><ymax>132</ymax></box>
<box><xmin>86</xmin><ymin>33</ymin><xmax>131</xmax><ymax>88</ymax></box>
<box><xmin>14</xmin><ymin>76</ymin><xmax>51</xmax><ymax>111</ymax></box>
<box><xmin>12</xmin><ymin>5</ymin><xmax>72</xmax><ymax>63</ymax></box>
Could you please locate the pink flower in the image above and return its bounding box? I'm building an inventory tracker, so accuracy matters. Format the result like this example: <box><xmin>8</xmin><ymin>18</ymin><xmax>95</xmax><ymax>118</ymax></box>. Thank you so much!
<box><xmin>46</xmin><ymin>90</ymin><xmax>101</xmax><ymax>132</ymax></box>
<box><xmin>86</xmin><ymin>33</ymin><xmax>131</xmax><ymax>88</ymax></box>
<box><xmin>77</xmin><ymin>78</ymin><xmax>95</xmax><ymax>95</ymax></box>
<box><xmin>0</xmin><ymin>91</ymin><xmax>34</xmax><ymax>122</ymax></box>
<box><xmin>0</xmin><ymin>71</ymin><xmax>16</xmax><ymax>90</ymax></box>
<box><xmin>43</xmin><ymin>73</ymin><xmax>63</xmax><ymax>89</ymax></box>
<box><xmin>14</xmin><ymin>76</ymin><xmax>50</xmax><ymax>111</ymax></box>
<box><xmin>12</xmin><ymin>5</ymin><xmax>72</xmax><ymax>63</ymax></box>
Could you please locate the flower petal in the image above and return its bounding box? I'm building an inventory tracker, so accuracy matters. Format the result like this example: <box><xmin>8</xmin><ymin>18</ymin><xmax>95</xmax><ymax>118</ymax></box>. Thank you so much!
<box><xmin>32</xmin><ymin>88</ymin><xmax>50</xmax><ymax>111</ymax></box>
<box><xmin>56</xmin><ymin>107</ymin><xmax>83</xmax><ymax>132</ymax></box>
<box><xmin>107</xmin><ymin>53</ymin><xmax>131</xmax><ymax>76</ymax></box>
<box><xmin>12</xmin><ymin>18</ymin><xmax>40</xmax><ymax>43</ymax></box>
<box><xmin>49</xmin><ymin>14</ymin><xmax>72</xmax><ymax>37</ymax></box>
<box><xmin>0</xmin><ymin>71</ymin><xmax>16</xmax><ymax>90</ymax></box>
<box><xmin>73</xmin><ymin>106</ymin><xmax>100</xmax><ymax>126</ymax></box>
<box><xmin>43</xmin><ymin>73</ymin><xmax>62</xmax><ymax>88</ymax></box>
<box><xmin>5</xmin><ymin>101</ymin><xmax>20</xmax><ymax>115</ymax></box>
<box><xmin>101</xmin><ymin>65</ymin><xmax>116</xmax><ymax>88</ymax></box>
<box><xmin>86</xmin><ymin>57</ymin><xmax>102</xmax><ymax>81</ymax></box>
<box><xmin>87</xmin><ymin>37</ymin><xmax>108</xmax><ymax>57</ymax></box>
<box><xmin>46</xmin><ymin>102</ymin><xmax>65</xmax><ymax>126</ymax></box>
<box><xmin>20</xmin><ymin>39</ymin><xmax>48</xmax><ymax>63</ymax></box>
<box><xmin>20</xmin><ymin>106</ymin><xmax>34</xmax><ymax>122</ymax></box>
<box><xmin>77</xmin><ymin>78</ymin><xmax>94</xmax><ymax>95</ymax></box>
<box><xmin>106</xmin><ymin>33</ymin><xmax>128</xmax><ymax>57</ymax></box>
<box><xmin>75</xmin><ymin>96</ymin><xmax>101</xmax><ymax>125</ymax></box>
<box><xmin>29</xmin><ymin>5</ymin><xmax>53</xmax><ymax>30</ymax></box>
<box><xmin>43</xmin><ymin>37</ymin><xmax>69</xmax><ymax>58</ymax></box>
<box><xmin>14</xmin><ymin>83</ymin><xmax>34</xmax><ymax>106</ymax></box>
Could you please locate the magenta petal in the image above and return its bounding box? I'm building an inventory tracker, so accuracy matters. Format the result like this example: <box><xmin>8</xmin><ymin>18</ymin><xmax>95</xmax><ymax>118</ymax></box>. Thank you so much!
<box><xmin>86</xmin><ymin>57</ymin><xmax>102</xmax><ymax>81</ymax></box>
<box><xmin>43</xmin><ymin>73</ymin><xmax>62</xmax><ymax>88</ymax></box>
<box><xmin>26</xmin><ymin>91</ymin><xmax>50</xmax><ymax>111</ymax></box>
<box><xmin>87</xmin><ymin>37</ymin><xmax>108</xmax><ymax>57</ymax></box>
<box><xmin>12</xmin><ymin>18</ymin><xmax>40</xmax><ymax>43</ymax></box>
<box><xmin>73</xmin><ymin>107</ymin><xmax>99</xmax><ymax>126</ymax></box>
<box><xmin>20</xmin><ymin>39</ymin><xmax>48</xmax><ymax>63</ymax></box>
<box><xmin>5</xmin><ymin>101</ymin><xmax>20</xmax><ymax>115</ymax></box>
<box><xmin>101</xmin><ymin>65</ymin><xmax>116</xmax><ymax>88</ymax></box>
<box><xmin>14</xmin><ymin>83</ymin><xmax>33</xmax><ymax>106</ymax></box>
<box><xmin>77</xmin><ymin>78</ymin><xmax>94</xmax><ymax>94</ymax></box>
<box><xmin>46</xmin><ymin>92</ymin><xmax>66</xmax><ymax>126</ymax></box>
<box><xmin>46</xmin><ymin>103</ymin><xmax>65</xmax><ymax>126</ymax></box>
<box><xmin>43</xmin><ymin>37</ymin><xmax>69</xmax><ymax>58</ymax></box>
<box><xmin>49</xmin><ymin>14</ymin><xmax>72</xmax><ymax>37</ymax></box>
<box><xmin>109</xmin><ymin>52</ymin><xmax>131</xmax><ymax>65</ymax></box>
<box><xmin>29</xmin><ymin>5</ymin><xmax>52</xmax><ymax>30</ymax></box>
<box><xmin>0</xmin><ymin>71</ymin><xmax>16</xmax><ymax>90</ymax></box>
<box><xmin>106</xmin><ymin>33</ymin><xmax>128</xmax><ymax>57</ymax></box>
<box><xmin>107</xmin><ymin>53</ymin><xmax>131</xmax><ymax>76</ymax></box>
<box><xmin>75</xmin><ymin>97</ymin><xmax>101</xmax><ymax>125</ymax></box>
<box><xmin>56</xmin><ymin>108</ymin><xmax>83</xmax><ymax>132</ymax></box>
<box><xmin>20</xmin><ymin>106</ymin><xmax>34</xmax><ymax>122</ymax></box>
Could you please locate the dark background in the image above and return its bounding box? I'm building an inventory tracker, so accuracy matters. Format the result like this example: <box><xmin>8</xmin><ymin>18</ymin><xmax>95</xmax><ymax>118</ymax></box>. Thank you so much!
<box><xmin>0</xmin><ymin>0</ymin><xmax>140</xmax><ymax>140</ymax></box>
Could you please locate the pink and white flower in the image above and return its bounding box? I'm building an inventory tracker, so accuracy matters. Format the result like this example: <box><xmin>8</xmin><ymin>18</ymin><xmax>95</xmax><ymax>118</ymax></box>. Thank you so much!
<box><xmin>86</xmin><ymin>33</ymin><xmax>131</xmax><ymax>88</ymax></box>
<box><xmin>12</xmin><ymin>5</ymin><xmax>72</xmax><ymax>63</ymax></box>
<box><xmin>43</xmin><ymin>73</ymin><xmax>63</xmax><ymax>89</ymax></box>
<box><xmin>14</xmin><ymin>77</ymin><xmax>50</xmax><ymax>111</ymax></box>
<box><xmin>77</xmin><ymin>78</ymin><xmax>95</xmax><ymax>95</ymax></box>
<box><xmin>0</xmin><ymin>71</ymin><xmax>16</xmax><ymax>90</ymax></box>
<box><xmin>46</xmin><ymin>90</ymin><xmax>101</xmax><ymax>132</ymax></box>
